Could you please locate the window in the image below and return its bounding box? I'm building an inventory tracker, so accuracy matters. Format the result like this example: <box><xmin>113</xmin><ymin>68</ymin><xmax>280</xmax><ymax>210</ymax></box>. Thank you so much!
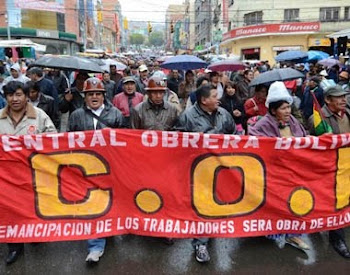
<box><xmin>284</xmin><ymin>9</ymin><xmax>299</xmax><ymax>22</ymax></box>
<box><xmin>228</xmin><ymin>21</ymin><xmax>232</xmax><ymax>31</ymax></box>
<box><xmin>320</xmin><ymin>7</ymin><xmax>340</xmax><ymax>22</ymax></box>
<box><xmin>213</xmin><ymin>4</ymin><xmax>221</xmax><ymax>25</ymax></box>
<box><xmin>195</xmin><ymin>24</ymin><xmax>200</xmax><ymax>35</ymax></box>
<box><xmin>57</xmin><ymin>13</ymin><xmax>65</xmax><ymax>32</ymax></box>
<box><xmin>244</xmin><ymin>11</ymin><xmax>263</xmax><ymax>26</ymax></box>
<box><xmin>196</xmin><ymin>7</ymin><xmax>200</xmax><ymax>16</ymax></box>
<box><xmin>345</xmin><ymin>7</ymin><xmax>350</xmax><ymax>21</ymax></box>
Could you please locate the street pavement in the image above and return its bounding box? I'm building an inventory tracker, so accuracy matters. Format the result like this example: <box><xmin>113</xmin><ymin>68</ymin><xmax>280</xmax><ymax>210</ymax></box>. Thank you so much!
<box><xmin>0</xmin><ymin>229</ymin><xmax>349</xmax><ymax>275</ymax></box>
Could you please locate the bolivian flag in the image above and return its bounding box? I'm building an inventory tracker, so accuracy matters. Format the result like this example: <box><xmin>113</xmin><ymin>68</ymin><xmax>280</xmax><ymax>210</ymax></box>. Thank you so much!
<box><xmin>311</xmin><ymin>92</ymin><xmax>332</xmax><ymax>136</ymax></box>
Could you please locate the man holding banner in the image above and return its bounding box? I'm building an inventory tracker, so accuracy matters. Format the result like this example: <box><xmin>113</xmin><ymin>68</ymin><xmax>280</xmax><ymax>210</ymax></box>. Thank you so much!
<box><xmin>308</xmin><ymin>85</ymin><xmax>350</xmax><ymax>258</ymax></box>
<box><xmin>0</xmin><ymin>81</ymin><xmax>56</xmax><ymax>264</ymax></box>
<box><xmin>68</xmin><ymin>77</ymin><xmax>124</xmax><ymax>263</ymax></box>
<box><xmin>131</xmin><ymin>75</ymin><xmax>178</xmax><ymax>131</ymax></box>
<box><xmin>175</xmin><ymin>84</ymin><xmax>236</xmax><ymax>263</ymax></box>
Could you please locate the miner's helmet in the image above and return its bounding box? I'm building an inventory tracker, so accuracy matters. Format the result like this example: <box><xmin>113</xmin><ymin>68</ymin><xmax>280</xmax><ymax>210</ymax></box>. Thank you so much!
<box><xmin>145</xmin><ymin>75</ymin><xmax>167</xmax><ymax>92</ymax></box>
<box><xmin>83</xmin><ymin>77</ymin><xmax>105</xmax><ymax>92</ymax></box>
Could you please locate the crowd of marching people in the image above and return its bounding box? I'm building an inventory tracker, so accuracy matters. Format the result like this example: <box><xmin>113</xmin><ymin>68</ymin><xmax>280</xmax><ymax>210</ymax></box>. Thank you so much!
<box><xmin>0</xmin><ymin>55</ymin><xmax>349</xmax><ymax>265</ymax></box>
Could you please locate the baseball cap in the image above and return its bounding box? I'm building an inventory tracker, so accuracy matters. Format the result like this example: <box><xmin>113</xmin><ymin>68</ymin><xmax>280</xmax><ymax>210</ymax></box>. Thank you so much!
<box><xmin>139</xmin><ymin>64</ymin><xmax>148</xmax><ymax>72</ymax></box>
<box><xmin>122</xmin><ymin>76</ymin><xmax>136</xmax><ymax>84</ymax></box>
<box><xmin>324</xmin><ymin>85</ymin><xmax>349</xmax><ymax>97</ymax></box>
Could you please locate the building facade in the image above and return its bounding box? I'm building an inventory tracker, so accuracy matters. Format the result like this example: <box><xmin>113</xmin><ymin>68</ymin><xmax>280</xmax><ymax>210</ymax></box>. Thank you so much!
<box><xmin>0</xmin><ymin>0</ymin><xmax>81</xmax><ymax>55</ymax></box>
<box><xmin>165</xmin><ymin>4</ymin><xmax>186</xmax><ymax>52</ymax></box>
<box><xmin>221</xmin><ymin>0</ymin><xmax>350</xmax><ymax>63</ymax></box>
<box><xmin>0</xmin><ymin>0</ymin><xmax>122</xmax><ymax>56</ymax></box>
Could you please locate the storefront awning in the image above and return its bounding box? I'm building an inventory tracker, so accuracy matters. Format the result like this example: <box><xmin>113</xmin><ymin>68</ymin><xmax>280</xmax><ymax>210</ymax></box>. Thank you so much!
<box><xmin>327</xmin><ymin>28</ymin><xmax>350</xmax><ymax>38</ymax></box>
<box><xmin>0</xmin><ymin>39</ymin><xmax>46</xmax><ymax>52</ymax></box>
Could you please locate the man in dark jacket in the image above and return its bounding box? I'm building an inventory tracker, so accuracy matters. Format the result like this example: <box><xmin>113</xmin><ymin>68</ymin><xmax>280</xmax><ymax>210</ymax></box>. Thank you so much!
<box><xmin>308</xmin><ymin>85</ymin><xmax>350</xmax><ymax>259</ymax></box>
<box><xmin>25</xmin><ymin>81</ymin><xmax>60</xmax><ymax>129</ymax></box>
<box><xmin>167</xmin><ymin>70</ymin><xmax>183</xmax><ymax>95</ymax></box>
<box><xmin>27</xmin><ymin>67</ymin><xmax>58</xmax><ymax>103</ymax></box>
<box><xmin>131</xmin><ymin>75</ymin><xmax>178</xmax><ymax>130</ymax></box>
<box><xmin>175</xmin><ymin>84</ymin><xmax>236</xmax><ymax>134</ymax></box>
<box><xmin>68</xmin><ymin>77</ymin><xmax>123</xmax><ymax>132</ymax></box>
<box><xmin>59</xmin><ymin>72</ymin><xmax>89</xmax><ymax>116</ymax></box>
<box><xmin>109</xmin><ymin>64</ymin><xmax>123</xmax><ymax>85</ymax></box>
<box><xmin>174</xmin><ymin>84</ymin><xmax>236</xmax><ymax>263</ymax></box>
<box><xmin>102</xmin><ymin>71</ymin><xmax>117</xmax><ymax>102</ymax></box>
<box><xmin>68</xmin><ymin>78</ymin><xmax>123</xmax><ymax>264</ymax></box>
<box><xmin>45</xmin><ymin>69</ymin><xmax>68</xmax><ymax>95</ymax></box>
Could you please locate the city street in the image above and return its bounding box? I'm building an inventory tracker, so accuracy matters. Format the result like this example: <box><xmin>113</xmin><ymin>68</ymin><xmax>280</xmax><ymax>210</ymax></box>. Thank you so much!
<box><xmin>1</xmin><ymin>230</ymin><xmax>349</xmax><ymax>274</ymax></box>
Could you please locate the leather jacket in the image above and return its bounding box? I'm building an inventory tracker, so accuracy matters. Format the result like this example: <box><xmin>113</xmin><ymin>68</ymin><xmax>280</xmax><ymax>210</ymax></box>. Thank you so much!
<box><xmin>175</xmin><ymin>102</ymin><xmax>236</xmax><ymax>134</ymax></box>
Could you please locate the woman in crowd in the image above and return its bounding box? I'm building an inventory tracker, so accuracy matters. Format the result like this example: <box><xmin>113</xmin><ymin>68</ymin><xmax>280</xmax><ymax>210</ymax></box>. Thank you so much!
<box><xmin>249</xmin><ymin>81</ymin><xmax>309</xmax><ymax>251</ymax></box>
<box><xmin>178</xmin><ymin>70</ymin><xmax>196</xmax><ymax>110</ymax></box>
<box><xmin>244</xmin><ymin>84</ymin><xmax>268</xmax><ymax>119</ymax></box>
<box><xmin>185</xmin><ymin>76</ymin><xmax>209</xmax><ymax>109</ymax></box>
<box><xmin>220</xmin><ymin>81</ymin><xmax>245</xmax><ymax>134</ymax></box>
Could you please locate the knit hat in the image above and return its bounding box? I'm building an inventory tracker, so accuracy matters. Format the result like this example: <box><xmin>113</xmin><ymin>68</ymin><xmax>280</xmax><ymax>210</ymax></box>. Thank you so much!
<box><xmin>265</xmin><ymin>81</ymin><xmax>293</xmax><ymax>107</ymax></box>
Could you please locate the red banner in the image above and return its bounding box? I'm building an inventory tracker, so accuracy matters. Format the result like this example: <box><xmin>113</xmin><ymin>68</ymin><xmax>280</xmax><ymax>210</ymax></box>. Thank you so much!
<box><xmin>223</xmin><ymin>22</ymin><xmax>321</xmax><ymax>41</ymax></box>
<box><xmin>0</xmin><ymin>129</ymin><xmax>349</xmax><ymax>243</ymax></box>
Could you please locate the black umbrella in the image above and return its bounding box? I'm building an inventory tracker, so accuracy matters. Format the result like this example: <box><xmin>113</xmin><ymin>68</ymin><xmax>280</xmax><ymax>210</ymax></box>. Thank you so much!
<box><xmin>34</xmin><ymin>55</ymin><xmax>104</xmax><ymax>73</ymax></box>
<box><xmin>250</xmin><ymin>68</ymin><xmax>305</xmax><ymax>87</ymax></box>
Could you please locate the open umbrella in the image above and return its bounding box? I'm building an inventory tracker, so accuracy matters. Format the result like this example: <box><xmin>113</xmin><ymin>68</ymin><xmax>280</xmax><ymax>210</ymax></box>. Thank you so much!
<box><xmin>275</xmin><ymin>50</ymin><xmax>308</xmax><ymax>63</ymax></box>
<box><xmin>160</xmin><ymin>55</ymin><xmax>207</xmax><ymax>70</ymax></box>
<box><xmin>307</xmin><ymin>50</ymin><xmax>329</xmax><ymax>62</ymax></box>
<box><xmin>250</xmin><ymin>68</ymin><xmax>305</xmax><ymax>87</ymax></box>
<box><xmin>207</xmin><ymin>60</ymin><xmax>246</xmax><ymax>72</ymax></box>
<box><xmin>101</xmin><ymin>59</ymin><xmax>127</xmax><ymax>72</ymax></box>
<box><xmin>317</xmin><ymin>58</ymin><xmax>341</xmax><ymax>68</ymax></box>
<box><xmin>34</xmin><ymin>55</ymin><xmax>104</xmax><ymax>73</ymax></box>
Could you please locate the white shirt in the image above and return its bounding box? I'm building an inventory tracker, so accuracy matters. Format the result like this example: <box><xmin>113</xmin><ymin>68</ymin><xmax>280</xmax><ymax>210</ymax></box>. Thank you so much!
<box><xmin>87</xmin><ymin>104</ymin><xmax>105</xmax><ymax>129</ymax></box>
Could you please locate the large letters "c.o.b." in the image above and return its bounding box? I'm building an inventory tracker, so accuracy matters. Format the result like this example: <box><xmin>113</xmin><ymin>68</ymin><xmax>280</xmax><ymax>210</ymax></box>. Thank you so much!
<box><xmin>192</xmin><ymin>154</ymin><xmax>266</xmax><ymax>218</ymax></box>
<box><xmin>30</xmin><ymin>152</ymin><xmax>111</xmax><ymax>219</ymax></box>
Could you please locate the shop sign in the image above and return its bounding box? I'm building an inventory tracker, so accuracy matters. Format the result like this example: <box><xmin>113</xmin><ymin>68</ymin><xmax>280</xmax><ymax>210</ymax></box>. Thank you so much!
<box><xmin>308</xmin><ymin>38</ymin><xmax>331</xmax><ymax>47</ymax></box>
<box><xmin>37</xmin><ymin>29</ymin><xmax>59</xmax><ymax>39</ymax></box>
<box><xmin>14</xmin><ymin>0</ymin><xmax>65</xmax><ymax>13</ymax></box>
<box><xmin>273</xmin><ymin>46</ymin><xmax>302</xmax><ymax>51</ymax></box>
<box><xmin>223</xmin><ymin>22</ymin><xmax>320</xmax><ymax>41</ymax></box>
<box><xmin>242</xmin><ymin>48</ymin><xmax>260</xmax><ymax>54</ymax></box>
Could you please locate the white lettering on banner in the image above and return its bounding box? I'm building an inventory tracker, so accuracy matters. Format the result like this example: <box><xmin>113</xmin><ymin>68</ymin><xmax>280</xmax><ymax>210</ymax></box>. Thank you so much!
<box><xmin>2</xmin><ymin>135</ymin><xmax>22</xmax><ymax>152</ymax></box>
<box><xmin>68</xmin><ymin>132</ymin><xmax>86</xmax><ymax>148</ymax></box>
<box><xmin>24</xmin><ymin>135</ymin><xmax>43</xmax><ymax>151</ymax></box>
<box><xmin>243</xmin><ymin>219</ymin><xmax>272</xmax><ymax>232</ymax></box>
<box><xmin>182</xmin><ymin>132</ymin><xmax>200</xmax><ymax>148</ymax></box>
<box><xmin>141</xmin><ymin>131</ymin><xmax>158</xmax><ymax>147</ymax></box>
<box><xmin>203</xmin><ymin>134</ymin><xmax>220</xmax><ymax>149</ymax></box>
<box><xmin>162</xmin><ymin>132</ymin><xmax>179</xmax><ymax>148</ymax></box>
<box><xmin>46</xmin><ymin>133</ymin><xmax>65</xmax><ymax>149</ymax></box>
<box><xmin>90</xmin><ymin>130</ymin><xmax>107</xmax><ymax>147</ymax></box>
<box><xmin>141</xmin><ymin>218</ymin><xmax>235</xmax><ymax>235</ymax></box>
<box><xmin>0</xmin><ymin>222</ymin><xmax>93</xmax><ymax>239</ymax></box>
<box><xmin>1</xmin><ymin>131</ymin><xmax>349</xmax><ymax>152</ymax></box>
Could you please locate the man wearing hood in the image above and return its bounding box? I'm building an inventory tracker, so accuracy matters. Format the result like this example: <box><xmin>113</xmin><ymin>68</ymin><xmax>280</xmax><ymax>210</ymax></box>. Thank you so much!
<box><xmin>2</xmin><ymin>63</ymin><xmax>30</xmax><ymax>86</ymax></box>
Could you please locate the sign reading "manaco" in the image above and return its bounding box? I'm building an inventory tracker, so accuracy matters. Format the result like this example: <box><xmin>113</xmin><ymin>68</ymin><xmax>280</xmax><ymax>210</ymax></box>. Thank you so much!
<box><xmin>223</xmin><ymin>22</ymin><xmax>321</xmax><ymax>41</ymax></box>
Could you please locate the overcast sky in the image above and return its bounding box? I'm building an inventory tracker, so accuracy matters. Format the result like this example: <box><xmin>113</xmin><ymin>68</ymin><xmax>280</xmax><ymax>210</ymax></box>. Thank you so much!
<box><xmin>118</xmin><ymin>0</ymin><xmax>185</xmax><ymax>23</ymax></box>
